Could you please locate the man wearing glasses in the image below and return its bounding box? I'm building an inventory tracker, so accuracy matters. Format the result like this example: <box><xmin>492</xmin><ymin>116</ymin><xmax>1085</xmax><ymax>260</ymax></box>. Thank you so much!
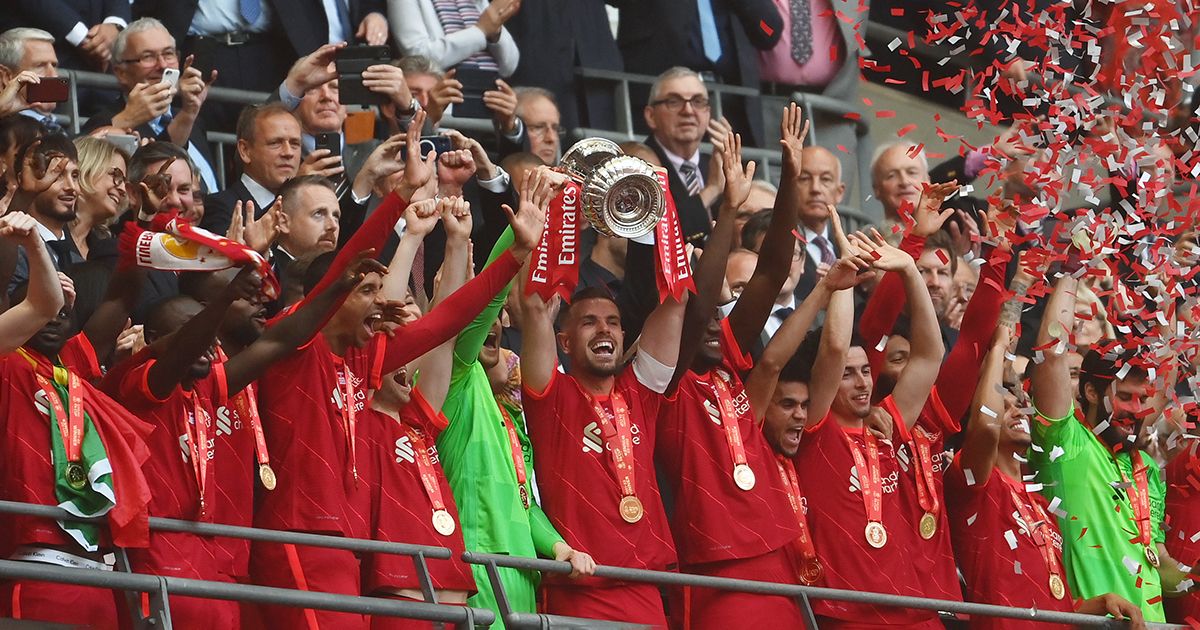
<box><xmin>82</xmin><ymin>18</ymin><xmax>219</xmax><ymax>195</ymax></box>
<box><xmin>643</xmin><ymin>66</ymin><xmax>721</xmax><ymax>246</ymax></box>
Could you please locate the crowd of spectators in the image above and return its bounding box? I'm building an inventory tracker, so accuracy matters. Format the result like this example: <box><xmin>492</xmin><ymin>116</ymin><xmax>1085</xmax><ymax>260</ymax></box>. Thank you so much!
<box><xmin>0</xmin><ymin>1</ymin><xmax>1196</xmax><ymax>630</ymax></box>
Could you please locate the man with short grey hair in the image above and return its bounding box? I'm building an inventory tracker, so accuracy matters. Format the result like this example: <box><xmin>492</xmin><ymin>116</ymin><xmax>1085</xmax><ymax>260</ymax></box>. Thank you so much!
<box><xmin>1</xmin><ymin>2</ymin><xmax>128</xmax><ymax>73</ymax></box>
<box><xmin>82</xmin><ymin>18</ymin><xmax>219</xmax><ymax>194</ymax></box>
<box><xmin>0</xmin><ymin>28</ymin><xmax>62</xmax><ymax>123</ymax></box>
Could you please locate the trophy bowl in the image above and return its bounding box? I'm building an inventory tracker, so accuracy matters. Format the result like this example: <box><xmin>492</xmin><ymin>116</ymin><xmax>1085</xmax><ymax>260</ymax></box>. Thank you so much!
<box><xmin>581</xmin><ymin>155</ymin><xmax>666</xmax><ymax>238</ymax></box>
<box><xmin>560</xmin><ymin>138</ymin><xmax>623</xmax><ymax>183</ymax></box>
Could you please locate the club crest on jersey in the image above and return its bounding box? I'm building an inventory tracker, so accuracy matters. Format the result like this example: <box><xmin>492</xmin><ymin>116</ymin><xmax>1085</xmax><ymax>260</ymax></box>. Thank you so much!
<box><xmin>215</xmin><ymin>404</ymin><xmax>241</xmax><ymax>437</ymax></box>
<box><xmin>33</xmin><ymin>388</ymin><xmax>51</xmax><ymax>417</ymax></box>
<box><xmin>703</xmin><ymin>399</ymin><xmax>722</xmax><ymax>426</ymax></box>
<box><xmin>394</xmin><ymin>436</ymin><xmax>415</xmax><ymax>464</ymax></box>
<box><xmin>582</xmin><ymin>422</ymin><xmax>603</xmax><ymax>454</ymax></box>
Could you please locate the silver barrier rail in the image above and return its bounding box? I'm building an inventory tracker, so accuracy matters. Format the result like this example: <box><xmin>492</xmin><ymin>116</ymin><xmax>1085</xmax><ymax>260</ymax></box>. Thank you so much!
<box><xmin>0</xmin><ymin>499</ymin><xmax>475</xmax><ymax>628</ymax></box>
<box><xmin>0</xmin><ymin>559</ymin><xmax>493</xmax><ymax>630</ymax></box>
<box><xmin>462</xmin><ymin>551</ymin><xmax>1183</xmax><ymax>630</ymax></box>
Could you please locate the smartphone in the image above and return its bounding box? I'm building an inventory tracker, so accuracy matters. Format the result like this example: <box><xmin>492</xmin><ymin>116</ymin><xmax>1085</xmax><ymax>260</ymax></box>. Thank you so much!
<box><xmin>102</xmin><ymin>133</ymin><xmax>140</xmax><ymax>156</ymax></box>
<box><xmin>314</xmin><ymin>132</ymin><xmax>341</xmax><ymax>157</ymax></box>
<box><xmin>335</xmin><ymin>45</ymin><xmax>391</xmax><ymax>106</ymax></box>
<box><xmin>24</xmin><ymin>77</ymin><xmax>69</xmax><ymax>103</ymax></box>
<box><xmin>160</xmin><ymin>68</ymin><xmax>180</xmax><ymax>88</ymax></box>
<box><xmin>451</xmin><ymin>66</ymin><xmax>501</xmax><ymax>119</ymax></box>
<box><xmin>399</xmin><ymin>136</ymin><xmax>452</xmax><ymax>161</ymax></box>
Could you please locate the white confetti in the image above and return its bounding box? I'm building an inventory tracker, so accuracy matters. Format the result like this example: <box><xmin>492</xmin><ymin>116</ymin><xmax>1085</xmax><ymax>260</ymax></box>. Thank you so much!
<box><xmin>1122</xmin><ymin>555</ymin><xmax>1141</xmax><ymax>575</ymax></box>
<box><xmin>981</xmin><ymin>405</ymin><xmax>998</xmax><ymax>418</ymax></box>
<box><xmin>964</xmin><ymin>468</ymin><xmax>976</xmax><ymax>487</ymax></box>
<box><xmin>875</xmin><ymin>335</ymin><xmax>888</xmax><ymax>352</ymax></box>
<box><xmin>1049</xmin><ymin>445</ymin><xmax>1065</xmax><ymax>461</ymax></box>
<box><xmin>1004</xmin><ymin>529</ymin><xmax>1018</xmax><ymax>550</ymax></box>
<box><xmin>1048</xmin><ymin>496</ymin><xmax>1065</xmax><ymax>518</ymax></box>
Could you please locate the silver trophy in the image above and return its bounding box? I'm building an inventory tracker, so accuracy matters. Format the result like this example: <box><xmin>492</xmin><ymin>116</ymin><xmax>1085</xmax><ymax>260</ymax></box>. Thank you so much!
<box><xmin>559</xmin><ymin>138</ymin><xmax>666</xmax><ymax>238</ymax></box>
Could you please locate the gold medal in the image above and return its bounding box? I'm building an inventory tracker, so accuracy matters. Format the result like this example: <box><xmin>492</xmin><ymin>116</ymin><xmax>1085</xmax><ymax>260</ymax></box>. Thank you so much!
<box><xmin>865</xmin><ymin>521</ymin><xmax>888</xmax><ymax>548</ymax></box>
<box><xmin>259</xmin><ymin>464</ymin><xmax>277</xmax><ymax>491</ymax></box>
<box><xmin>918</xmin><ymin>512</ymin><xmax>937</xmax><ymax>540</ymax></box>
<box><xmin>432</xmin><ymin>509</ymin><xmax>456</xmax><ymax>536</ymax></box>
<box><xmin>65</xmin><ymin>462</ymin><xmax>87</xmax><ymax>491</ymax></box>
<box><xmin>518</xmin><ymin>484</ymin><xmax>531</xmax><ymax>509</ymax></box>
<box><xmin>1146</xmin><ymin>545</ymin><xmax>1160</xmax><ymax>568</ymax></box>
<box><xmin>619</xmin><ymin>495</ymin><xmax>644</xmax><ymax>523</ymax></box>
<box><xmin>733</xmin><ymin>464</ymin><xmax>756</xmax><ymax>491</ymax></box>
<box><xmin>798</xmin><ymin>556</ymin><xmax>823</xmax><ymax>585</ymax></box>
<box><xmin>1048</xmin><ymin>574</ymin><xmax>1065</xmax><ymax>600</ymax></box>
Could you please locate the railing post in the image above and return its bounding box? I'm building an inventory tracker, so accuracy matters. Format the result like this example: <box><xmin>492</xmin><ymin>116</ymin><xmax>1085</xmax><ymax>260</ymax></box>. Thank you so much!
<box><xmin>483</xmin><ymin>559</ymin><xmax>515</xmax><ymax>627</ymax></box>
<box><xmin>113</xmin><ymin>547</ymin><xmax>152</xmax><ymax>629</ymax></box>
<box><xmin>66</xmin><ymin>71</ymin><xmax>81</xmax><ymax>136</ymax></box>
<box><xmin>797</xmin><ymin>590</ymin><xmax>820</xmax><ymax>629</ymax></box>
<box><xmin>413</xmin><ymin>551</ymin><xmax>439</xmax><ymax>604</ymax></box>
<box><xmin>145</xmin><ymin>575</ymin><xmax>174</xmax><ymax>629</ymax></box>
<box><xmin>615</xmin><ymin>78</ymin><xmax>633</xmax><ymax>139</ymax></box>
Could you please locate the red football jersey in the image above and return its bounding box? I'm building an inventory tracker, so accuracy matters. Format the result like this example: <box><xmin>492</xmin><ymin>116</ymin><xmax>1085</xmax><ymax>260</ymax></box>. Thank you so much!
<box><xmin>945</xmin><ymin>456</ymin><xmax>1074</xmax><ymax>628</ymax></box>
<box><xmin>1165</xmin><ymin>440</ymin><xmax>1200</xmax><ymax>565</ymax></box>
<box><xmin>657</xmin><ymin>320</ymin><xmax>800</xmax><ymax>565</ymax></box>
<box><xmin>360</xmin><ymin>390</ymin><xmax>474</xmax><ymax>593</ymax></box>
<box><xmin>894</xmin><ymin>387</ymin><xmax>963</xmax><ymax>603</ymax></box>
<box><xmin>207</xmin><ymin>355</ymin><xmax>257</xmax><ymax>579</ymax></box>
<box><xmin>792</xmin><ymin>398</ymin><xmax>937</xmax><ymax>625</ymax></box>
<box><xmin>253</xmin><ymin>333</ymin><xmax>379</xmax><ymax>538</ymax></box>
<box><xmin>523</xmin><ymin>368</ymin><xmax>676</xmax><ymax>572</ymax></box>
<box><xmin>106</xmin><ymin>357</ymin><xmax>224</xmax><ymax>579</ymax></box>
<box><xmin>0</xmin><ymin>354</ymin><xmax>110</xmax><ymax>555</ymax></box>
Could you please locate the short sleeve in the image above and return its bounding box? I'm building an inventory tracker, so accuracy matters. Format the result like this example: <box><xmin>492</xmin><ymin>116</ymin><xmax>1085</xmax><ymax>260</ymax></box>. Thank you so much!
<box><xmin>406</xmin><ymin>388</ymin><xmax>449</xmax><ymax>438</ymax></box>
<box><xmin>718</xmin><ymin>318</ymin><xmax>752</xmax><ymax>373</ymax></box>
<box><xmin>120</xmin><ymin>359</ymin><xmax>171</xmax><ymax>408</ymax></box>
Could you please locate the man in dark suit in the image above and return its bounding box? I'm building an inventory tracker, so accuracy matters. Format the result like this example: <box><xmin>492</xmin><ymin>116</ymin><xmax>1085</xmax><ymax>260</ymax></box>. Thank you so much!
<box><xmin>133</xmin><ymin>0</ymin><xmax>386</xmax><ymax>130</ymax></box>
<box><xmin>81</xmin><ymin>18</ymin><xmax>220</xmax><ymax>195</ymax></box>
<box><xmin>642</xmin><ymin>67</ymin><xmax>723</xmax><ymax>246</ymax></box>
<box><xmin>504</xmin><ymin>0</ymin><xmax>623</xmax><ymax>132</ymax></box>
<box><xmin>610</xmin><ymin>0</ymin><xmax>781</xmax><ymax>146</ymax></box>
<box><xmin>793</xmin><ymin>146</ymin><xmax>845</xmax><ymax>299</ymax></box>
<box><xmin>200</xmin><ymin>102</ymin><xmax>302</xmax><ymax>234</ymax></box>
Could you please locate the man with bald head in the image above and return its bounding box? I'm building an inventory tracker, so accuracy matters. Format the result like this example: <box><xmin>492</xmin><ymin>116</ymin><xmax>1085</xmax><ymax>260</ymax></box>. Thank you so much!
<box><xmin>794</xmin><ymin>146</ymin><xmax>846</xmax><ymax>298</ymax></box>
<box><xmin>872</xmin><ymin>142</ymin><xmax>931</xmax><ymax>223</ymax></box>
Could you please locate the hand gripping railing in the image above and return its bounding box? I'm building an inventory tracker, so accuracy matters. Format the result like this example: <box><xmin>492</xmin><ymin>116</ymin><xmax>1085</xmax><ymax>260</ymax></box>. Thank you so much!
<box><xmin>462</xmin><ymin>550</ymin><xmax>1184</xmax><ymax>630</ymax></box>
<box><xmin>0</xmin><ymin>500</ymin><xmax>494</xmax><ymax>629</ymax></box>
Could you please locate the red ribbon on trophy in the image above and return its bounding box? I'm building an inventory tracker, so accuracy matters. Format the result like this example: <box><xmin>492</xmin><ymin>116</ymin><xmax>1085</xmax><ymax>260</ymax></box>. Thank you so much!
<box><xmin>652</xmin><ymin>168</ymin><xmax>695</xmax><ymax>302</ymax></box>
<box><xmin>524</xmin><ymin>180</ymin><xmax>583</xmax><ymax>302</ymax></box>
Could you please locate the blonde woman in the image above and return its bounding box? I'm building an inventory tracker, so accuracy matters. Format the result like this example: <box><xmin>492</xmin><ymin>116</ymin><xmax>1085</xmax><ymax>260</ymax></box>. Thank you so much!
<box><xmin>71</xmin><ymin>137</ymin><xmax>129</xmax><ymax>260</ymax></box>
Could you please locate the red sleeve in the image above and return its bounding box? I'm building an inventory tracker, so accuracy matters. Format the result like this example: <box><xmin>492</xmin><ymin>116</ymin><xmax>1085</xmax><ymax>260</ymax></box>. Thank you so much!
<box><xmin>380</xmin><ymin>249</ymin><xmax>522</xmax><ymax>374</ymax></box>
<box><xmin>933</xmin><ymin>246</ymin><xmax>1011</xmax><ymax>422</ymax></box>
<box><xmin>880</xmin><ymin>394</ymin><xmax>911</xmax><ymax>442</ymax></box>
<box><xmin>121</xmin><ymin>359</ymin><xmax>172</xmax><ymax>408</ymax></box>
<box><xmin>860</xmin><ymin>233</ymin><xmax>927</xmax><ymax>372</ymax></box>
<box><xmin>719</xmin><ymin>317</ymin><xmax>753</xmax><ymax>373</ymax></box>
<box><xmin>298</xmin><ymin>191</ymin><xmax>409</xmax><ymax>310</ymax></box>
<box><xmin>406</xmin><ymin>387</ymin><xmax>449</xmax><ymax>437</ymax></box>
<box><xmin>62</xmin><ymin>333</ymin><xmax>102</xmax><ymax>383</ymax></box>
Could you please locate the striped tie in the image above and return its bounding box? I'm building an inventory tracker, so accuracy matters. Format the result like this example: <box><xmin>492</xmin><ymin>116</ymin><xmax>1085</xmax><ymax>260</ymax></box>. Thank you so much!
<box><xmin>679</xmin><ymin>161</ymin><xmax>702</xmax><ymax>196</ymax></box>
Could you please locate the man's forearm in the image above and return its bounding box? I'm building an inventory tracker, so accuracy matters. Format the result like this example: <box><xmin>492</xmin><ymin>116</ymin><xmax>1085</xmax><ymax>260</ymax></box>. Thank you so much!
<box><xmin>166</xmin><ymin>111</ymin><xmax>197</xmax><ymax>147</ymax></box>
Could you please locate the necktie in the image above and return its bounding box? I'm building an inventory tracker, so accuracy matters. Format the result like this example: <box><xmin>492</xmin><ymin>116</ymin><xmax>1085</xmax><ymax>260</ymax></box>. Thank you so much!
<box><xmin>791</xmin><ymin>0</ymin><xmax>813</xmax><ymax>64</ymax></box>
<box><xmin>47</xmin><ymin>238</ymin><xmax>75</xmax><ymax>272</ymax></box>
<box><xmin>333</xmin><ymin>0</ymin><xmax>353</xmax><ymax>43</ymax></box>
<box><xmin>679</xmin><ymin>161</ymin><xmax>702</xmax><ymax>196</ymax></box>
<box><xmin>813</xmin><ymin>234</ymin><xmax>835</xmax><ymax>265</ymax></box>
<box><xmin>240</xmin><ymin>0</ymin><xmax>262</xmax><ymax>25</ymax></box>
<box><xmin>696</xmin><ymin>0</ymin><xmax>723</xmax><ymax>64</ymax></box>
<box><xmin>411</xmin><ymin>241</ymin><xmax>428</xmax><ymax>306</ymax></box>
<box><xmin>773</xmin><ymin>307</ymin><xmax>794</xmax><ymax>321</ymax></box>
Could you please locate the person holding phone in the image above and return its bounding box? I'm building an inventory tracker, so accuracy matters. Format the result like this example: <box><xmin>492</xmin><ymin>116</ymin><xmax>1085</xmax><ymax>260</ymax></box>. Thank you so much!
<box><xmin>81</xmin><ymin>18</ymin><xmax>219</xmax><ymax>195</ymax></box>
<box><xmin>389</xmin><ymin>0</ymin><xmax>521</xmax><ymax>78</ymax></box>
<box><xmin>0</xmin><ymin>28</ymin><xmax>66</xmax><ymax>129</ymax></box>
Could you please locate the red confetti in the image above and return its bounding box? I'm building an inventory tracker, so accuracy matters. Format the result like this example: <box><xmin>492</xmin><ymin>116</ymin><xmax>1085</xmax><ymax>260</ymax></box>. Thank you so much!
<box><xmin>759</xmin><ymin>20</ymin><xmax>774</xmax><ymax>37</ymax></box>
<box><xmin>897</xmin><ymin>124</ymin><xmax>918</xmax><ymax>137</ymax></box>
<box><xmin>935</xmin><ymin>249</ymin><xmax>949</xmax><ymax>264</ymax></box>
<box><xmin>875</xmin><ymin>110</ymin><xmax>896</xmax><ymax>118</ymax></box>
<box><xmin>890</xmin><ymin>7</ymin><xmax>904</xmax><ymax>15</ymax></box>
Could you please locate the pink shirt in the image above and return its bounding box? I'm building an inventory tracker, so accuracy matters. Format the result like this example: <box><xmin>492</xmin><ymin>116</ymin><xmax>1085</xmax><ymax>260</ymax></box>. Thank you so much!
<box><xmin>759</xmin><ymin>0</ymin><xmax>846</xmax><ymax>88</ymax></box>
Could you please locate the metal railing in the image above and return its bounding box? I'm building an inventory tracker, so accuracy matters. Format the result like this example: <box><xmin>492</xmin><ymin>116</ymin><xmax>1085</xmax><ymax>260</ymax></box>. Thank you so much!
<box><xmin>0</xmin><ymin>500</ymin><xmax>493</xmax><ymax>629</ymax></box>
<box><xmin>463</xmin><ymin>551</ymin><xmax>1184</xmax><ymax>630</ymax></box>
<box><xmin>0</xmin><ymin>499</ymin><xmax>1184</xmax><ymax>629</ymax></box>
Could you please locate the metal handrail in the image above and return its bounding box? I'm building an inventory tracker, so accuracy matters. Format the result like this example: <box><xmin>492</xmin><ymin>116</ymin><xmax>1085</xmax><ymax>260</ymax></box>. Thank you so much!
<box><xmin>462</xmin><ymin>551</ymin><xmax>1183</xmax><ymax>630</ymax></box>
<box><xmin>0</xmin><ymin>560</ymin><xmax>493</xmax><ymax>629</ymax></box>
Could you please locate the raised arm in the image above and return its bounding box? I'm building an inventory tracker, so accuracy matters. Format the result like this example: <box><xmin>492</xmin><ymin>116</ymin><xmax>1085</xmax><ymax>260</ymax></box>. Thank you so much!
<box><xmin>378</xmin><ymin>175</ymin><xmax>547</xmax><ymax>375</ymax></box>
<box><xmin>0</xmin><ymin>213</ymin><xmax>64</xmax><ymax>353</ymax></box>
<box><xmin>381</xmin><ymin>198</ymin><xmax>440</xmax><ymax>302</ymax></box>
<box><xmin>1029</xmin><ymin>273</ymin><xmax>1078</xmax><ymax>419</ymax></box>
<box><xmin>225</xmin><ymin>254</ymin><xmax>387</xmax><ymax>394</ymax></box>
<box><xmin>851</xmin><ymin>229</ymin><xmax>943</xmax><ymax>427</ymax></box>
<box><xmin>669</xmin><ymin>134</ymin><xmax>751</xmax><ymax>389</ymax></box>
<box><xmin>144</xmin><ymin>265</ymin><xmax>261</xmax><ymax>399</ymax></box>
<box><xmin>412</xmin><ymin>197</ymin><xmax>473</xmax><ymax>411</ymax></box>
<box><xmin>727</xmin><ymin>104</ymin><xmax>808</xmax><ymax>348</ymax></box>
<box><xmin>957</xmin><ymin>326</ymin><xmax>1010</xmax><ymax>488</ymax></box>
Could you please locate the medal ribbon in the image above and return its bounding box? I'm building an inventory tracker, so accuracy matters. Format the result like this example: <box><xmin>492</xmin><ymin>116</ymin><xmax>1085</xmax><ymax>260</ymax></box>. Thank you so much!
<box><xmin>589</xmin><ymin>392</ymin><xmax>637</xmax><ymax>500</ymax></box>
<box><xmin>406</xmin><ymin>428</ymin><xmax>447</xmax><ymax>513</ymax></box>
<box><xmin>340</xmin><ymin>363</ymin><xmax>359</xmax><ymax>482</ymax></box>
<box><xmin>183</xmin><ymin>394</ymin><xmax>209</xmax><ymax>517</ymax></box>
<box><xmin>498</xmin><ymin>405</ymin><xmax>529</xmax><ymax>493</ymax></box>
<box><xmin>776</xmin><ymin>457</ymin><xmax>817</xmax><ymax>562</ymax></box>
<box><xmin>843</xmin><ymin>429</ymin><xmax>883</xmax><ymax>525</ymax></box>
<box><xmin>35</xmin><ymin>368</ymin><xmax>84</xmax><ymax>466</ymax></box>
<box><xmin>709</xmin><ymin>375</ymin><xmax>750</xmax><ymax>474</ymax></box>
<box><xmin>1121</xmin><ymin>451</ymin><xmax>1154</xmax><ymax>551</ymax></box>
<box><xmin>241</xmin><ymin>382</ymin><xmax>270</xmax><ymax>470</ymax></box>
<box><xmin>1003</xmin><ymin>474</ymin><xmax>1064</xmax><ymax>581</ymax></box>
<box><xmin>652</xmin><ymin>168</ymin><xmax>695</xmax><ymax>301</ymax></box>
<box><xmin>911</xmin><ymin>427</ymin><xmax>941</xmax><ymax>520</ymax></box>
